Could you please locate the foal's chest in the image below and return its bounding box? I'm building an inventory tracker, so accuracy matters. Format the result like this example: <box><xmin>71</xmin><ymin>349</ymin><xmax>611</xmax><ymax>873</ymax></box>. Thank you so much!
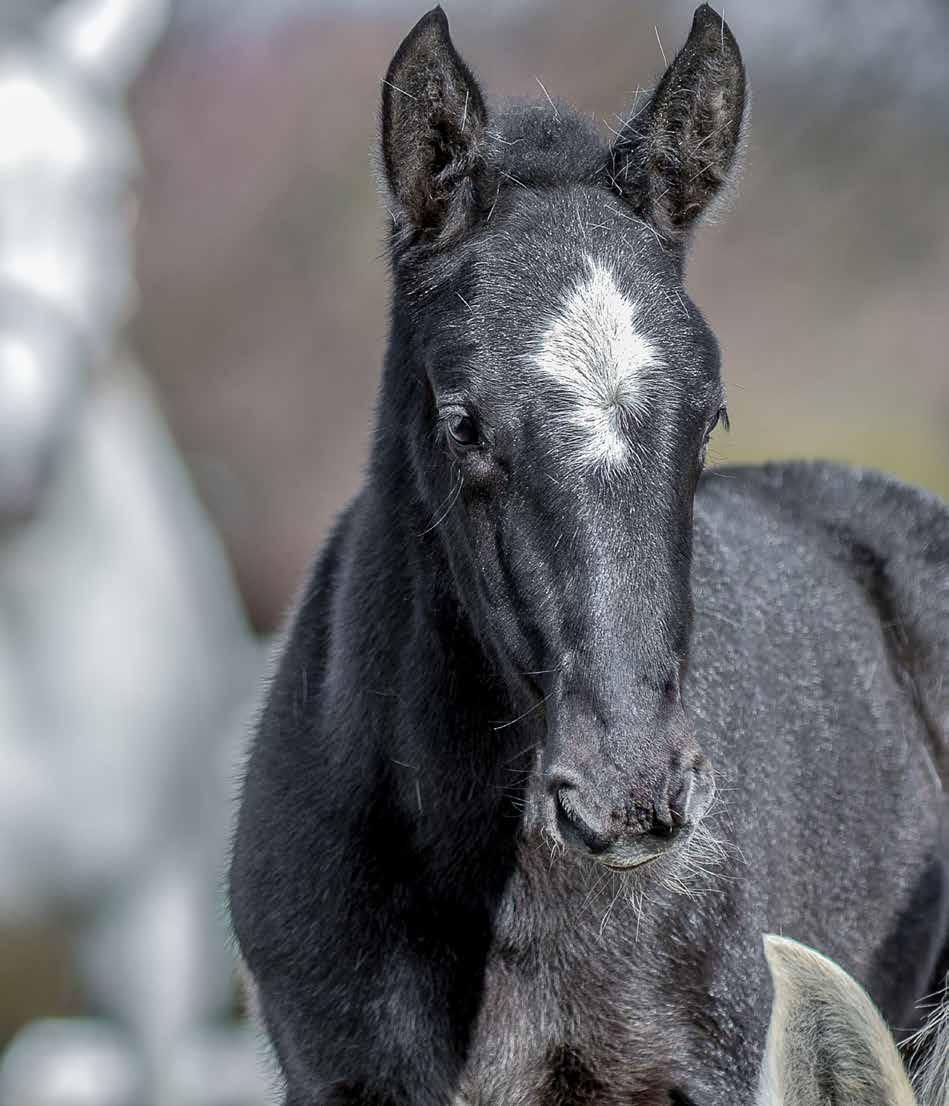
<box><xmin>450</xmin><ymin>875</ymin><xmax>690</xmax><ymax>1105</ymax></box>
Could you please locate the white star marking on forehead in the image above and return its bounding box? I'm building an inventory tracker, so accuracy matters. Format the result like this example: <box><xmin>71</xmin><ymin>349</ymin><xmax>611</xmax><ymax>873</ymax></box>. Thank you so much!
<box><xmin>533</xmin><ymin>258</ymin><xmax>662</xmax><ymax>473</ymax></box>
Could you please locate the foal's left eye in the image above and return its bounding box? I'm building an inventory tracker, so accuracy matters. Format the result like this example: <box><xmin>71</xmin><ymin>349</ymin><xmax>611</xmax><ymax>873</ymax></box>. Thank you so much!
<box><xmin>446</xmin><ymin>413</ymin><xmax>480</xmax><ymax>450</ymax></box>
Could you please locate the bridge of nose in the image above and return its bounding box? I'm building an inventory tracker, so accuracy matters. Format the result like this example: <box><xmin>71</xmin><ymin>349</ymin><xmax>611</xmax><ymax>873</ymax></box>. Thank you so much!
<box><xmin>544</xmin><ymin>672</ymin><xmax>685</xmax><ymax>774</ymax></box>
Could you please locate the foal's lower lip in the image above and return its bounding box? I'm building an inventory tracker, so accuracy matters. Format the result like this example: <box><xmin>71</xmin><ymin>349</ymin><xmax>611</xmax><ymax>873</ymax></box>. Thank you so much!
<box><xmin>602</xmin><ymin>855</ymin><xmax>659</xmax><ymax>872</ymax></box>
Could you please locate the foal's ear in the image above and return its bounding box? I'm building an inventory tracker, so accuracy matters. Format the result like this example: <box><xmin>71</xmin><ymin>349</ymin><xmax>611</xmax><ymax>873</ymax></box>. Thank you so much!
<box><xmin>610</xmin><ymin>4</ymin><xmax>746</xmax><ymax>248</ymax></box>
<box><xmin>381</xmin><ymin>7</ymin><xmax>491</xmax><ymax>241</ymax></box>
<box><xmin>756</xmin><ymin>935</ymin><xmax>917</xmax><ymax>1106</ymax></box>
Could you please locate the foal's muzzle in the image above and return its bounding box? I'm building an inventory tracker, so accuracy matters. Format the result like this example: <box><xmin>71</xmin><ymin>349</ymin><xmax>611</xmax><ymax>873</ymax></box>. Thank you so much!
<box><xmin>549</xmin><ymin>755</ymin><xmax>715</xmax><ymax>869</ymax></box>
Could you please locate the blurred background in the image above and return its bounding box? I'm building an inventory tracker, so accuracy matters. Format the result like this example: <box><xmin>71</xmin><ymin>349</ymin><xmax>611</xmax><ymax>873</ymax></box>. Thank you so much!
<box><xmin>0</xmin><ymin>0</ymin><xmax>946</xmax><ymax>1103</ymax></box>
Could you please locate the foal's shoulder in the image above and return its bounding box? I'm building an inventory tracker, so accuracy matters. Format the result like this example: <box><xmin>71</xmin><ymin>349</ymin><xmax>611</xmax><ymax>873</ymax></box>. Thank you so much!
<box><xmin>699</xmin><ymin>461</ymin><xmax>948</xmax><ymax>774</ymax></box>
<box><xmin>702</xmin><ymin>459</ymin><xmax>948</xmax><ymax>565</ymax></box>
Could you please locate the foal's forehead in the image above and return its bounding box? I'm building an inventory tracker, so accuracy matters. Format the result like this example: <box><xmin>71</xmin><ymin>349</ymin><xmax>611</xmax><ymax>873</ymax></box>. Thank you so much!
<box><xmin>531</xmin><ymin>258</ymin><xmax>664</xmax><ymax>471</ymax></box>
<box><xmin>465</xmin><ymin>191</ymin><xmax>718</xmax><ymax>471</ymax></box>
<box><xmin>472</xmin><ymin>189</ymin><xmax>698</xmax><ymax>360</ymax></box>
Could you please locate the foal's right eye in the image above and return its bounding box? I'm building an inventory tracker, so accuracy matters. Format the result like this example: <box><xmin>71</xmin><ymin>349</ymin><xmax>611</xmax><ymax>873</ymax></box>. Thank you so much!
<box><xmin>445</xmin><ymin>413</ymin><xmax>480</xmax><ymax>450</ymax></box>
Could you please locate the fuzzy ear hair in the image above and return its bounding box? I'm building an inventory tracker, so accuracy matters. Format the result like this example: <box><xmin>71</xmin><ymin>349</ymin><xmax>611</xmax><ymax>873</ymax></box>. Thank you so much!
<box><xmin>610</xmin><ymin>4</ymin><xmax>745</xmax><ymax>248</ymax></box>
<box><xmin>380</xmin><ymin>7</ymin><xmax>492</xmax><ymax>241</ymax></box>
<box><xmin>756</xmin><ymin>935</ymin><xmax>918</xmax><ymax>1106</ymax></box>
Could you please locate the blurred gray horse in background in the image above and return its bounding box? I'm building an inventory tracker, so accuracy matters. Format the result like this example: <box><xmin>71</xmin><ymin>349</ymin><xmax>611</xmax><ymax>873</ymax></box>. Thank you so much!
<box><xmin>0</xmin><ymin>1</ymin><xmax>268</xmax><ymax>1102</ymax></box>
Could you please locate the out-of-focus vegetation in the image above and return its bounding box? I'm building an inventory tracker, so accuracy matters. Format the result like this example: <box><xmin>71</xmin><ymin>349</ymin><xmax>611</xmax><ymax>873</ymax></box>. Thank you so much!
<box><xmin>132</xmin><ymin>0</ymin><xmax>948</xmax><ymax>631</ymax></box>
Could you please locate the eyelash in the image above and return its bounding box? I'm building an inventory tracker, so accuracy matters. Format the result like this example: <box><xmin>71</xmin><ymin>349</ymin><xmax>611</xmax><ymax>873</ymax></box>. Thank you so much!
<box><xmin>699</xmin><ymin>405</ymin><xmax>728</xmax><ymax>465</ymax></box>
<box><xmin>706</xmin><ymin>405</ymin><xmax>728</xmax><ymax>439</ymax></box>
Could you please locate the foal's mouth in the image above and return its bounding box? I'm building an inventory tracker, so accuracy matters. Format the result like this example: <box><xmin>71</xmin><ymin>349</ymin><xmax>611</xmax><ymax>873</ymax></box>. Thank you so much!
<box><xmin>601</xmin><ymin>855</ymin><xmax>661</xmax><ymax>872</ymax></box>
<box><xmin>554</xmin><ymin>793</ymin><xmax>696</xmax><ymax>871</ymax></box>
<box><xmin>596</xmin><ymin>826</ymin><xmax>694</xmax><ymax>873</ymax></box>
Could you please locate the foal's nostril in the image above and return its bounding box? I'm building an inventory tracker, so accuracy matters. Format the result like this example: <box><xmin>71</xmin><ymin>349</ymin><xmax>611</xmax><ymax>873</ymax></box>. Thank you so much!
<box><xmin>649</xmin><ymin>763</ymin><xmax>709</xmax><ymax>839</ymax></box>
<box><xmin>669</xmin><ymin>773</ymin><xmax>695</xmax><ymax>828</ymax></box>
<box><xmin>548</xmin><ymin>757</ymin><xmax>714</xmax><ymax>860</ymax></box>
<box><xmin>648</xmin><ymin>805</ymin><xmax>684</xmax><ymax>841</ymax></box>
<box><xmin>555</xmin><ymin>786</ymin><xmax>609</xmax><ymax>855</ymax></box>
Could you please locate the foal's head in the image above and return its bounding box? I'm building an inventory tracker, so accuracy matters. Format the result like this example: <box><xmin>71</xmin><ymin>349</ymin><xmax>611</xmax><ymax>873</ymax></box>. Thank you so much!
<box><xmin>379</xmin><ymin>6</ymin><xmax>745</xmax><ymax>870</ymax></box>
